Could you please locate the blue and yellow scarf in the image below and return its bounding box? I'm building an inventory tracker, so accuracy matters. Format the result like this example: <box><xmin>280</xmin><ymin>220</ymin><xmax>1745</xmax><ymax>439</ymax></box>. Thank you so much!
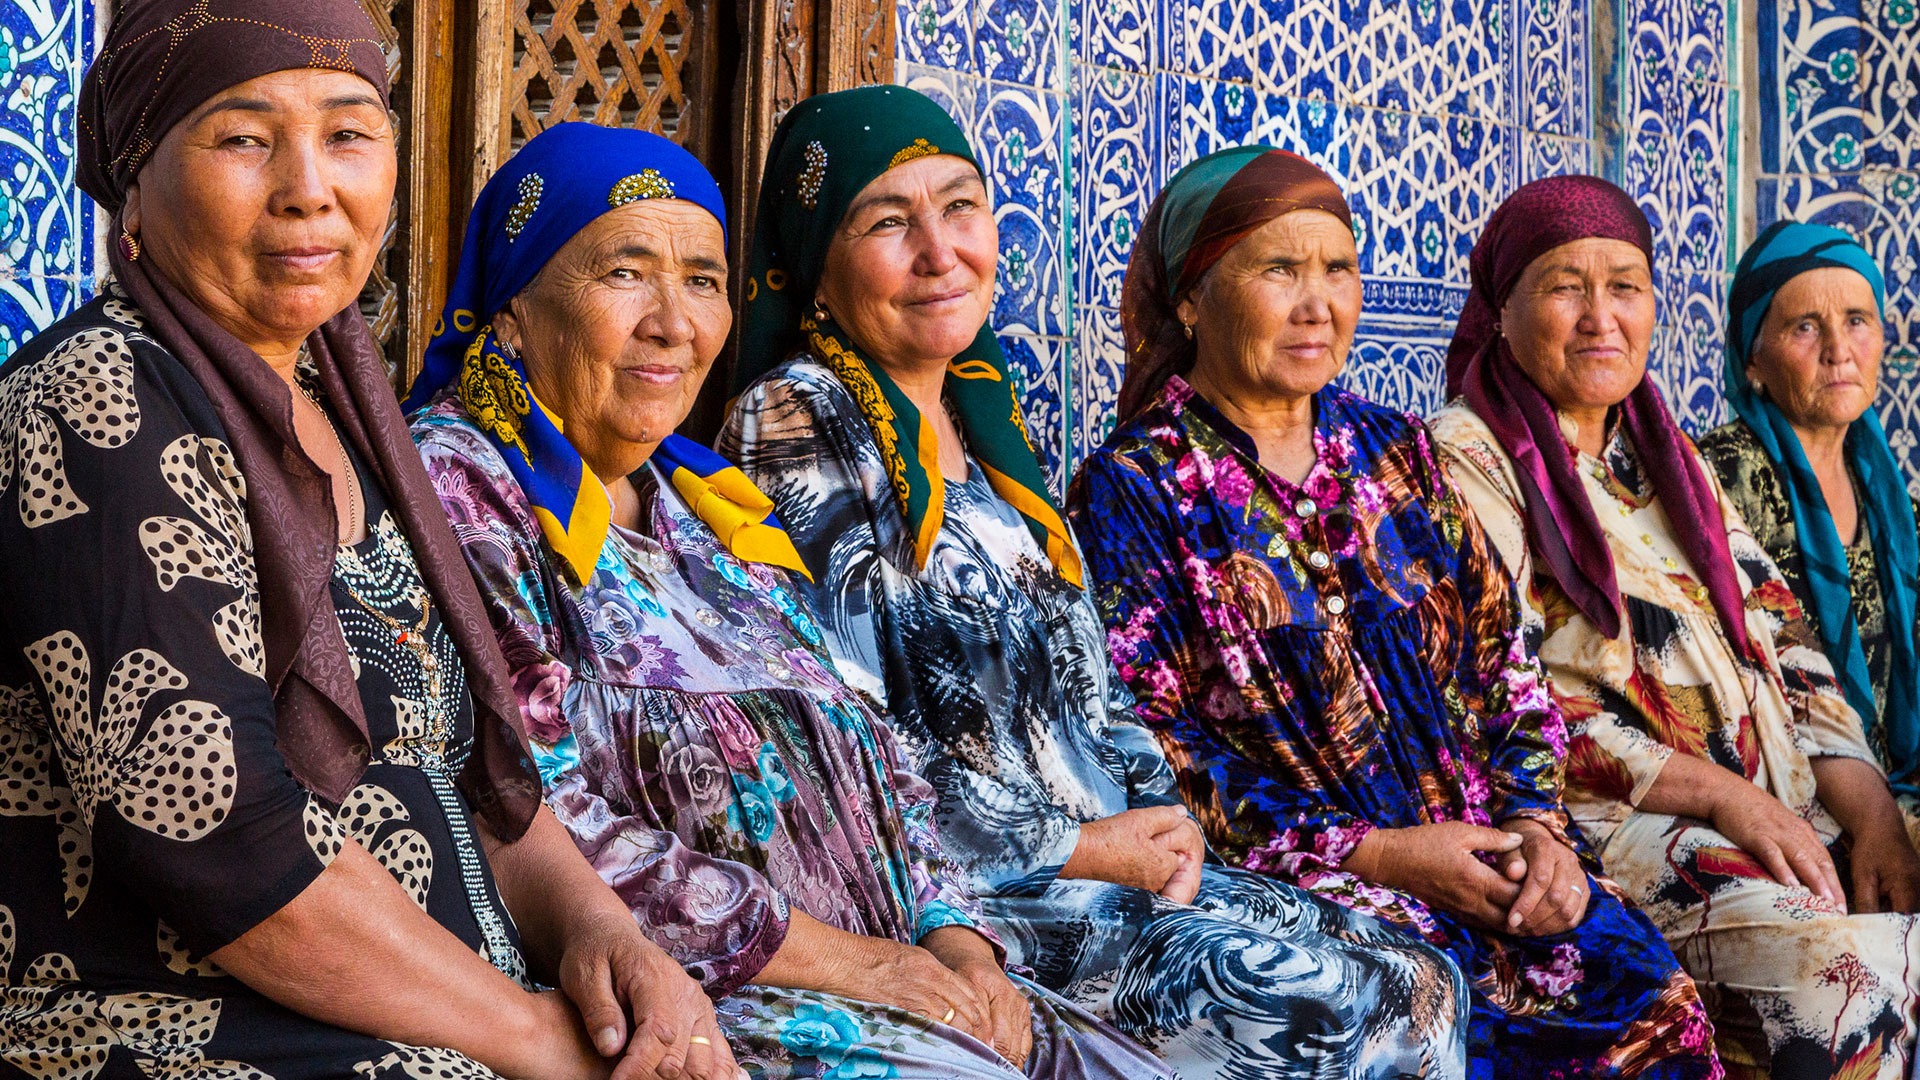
<box><xmin>404</xmin><ymin>122</ymin><xmax>807</xmax><ymax>585</ymax></box>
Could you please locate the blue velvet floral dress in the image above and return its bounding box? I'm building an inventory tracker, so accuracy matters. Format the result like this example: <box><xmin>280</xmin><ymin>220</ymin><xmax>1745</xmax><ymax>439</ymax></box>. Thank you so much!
<box><xmin>1070</xmin><ymin>376</ymin><xmax>1722</xmax><ymax>1080</ymax></box>
<box><xmin>413</xmin><ymin>395</ymin><xmax>1173</xmax><ymax>1080</ymax></box>
<box><xmin>723</xmin><ymin>357</ymin><xmax>1475</xmax><ymax>1080</ymax></box>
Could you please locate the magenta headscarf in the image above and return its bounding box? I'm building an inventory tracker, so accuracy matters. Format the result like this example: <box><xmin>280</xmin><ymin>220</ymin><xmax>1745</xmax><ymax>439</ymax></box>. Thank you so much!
<box><xmin>1446</xmin><ymin>175</ymin><xmax>1753</xmax><ymax>657</ymax></box>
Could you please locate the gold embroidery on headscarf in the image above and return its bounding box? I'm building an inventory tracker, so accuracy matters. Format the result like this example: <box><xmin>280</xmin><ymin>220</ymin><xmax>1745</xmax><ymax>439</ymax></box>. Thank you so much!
<box><xmin>797</xmin><ymin>141</ymin><xmax>829</xmax><ymax>210</ymax></box>
<box><xmin>609</xmin><ymin>168</ymin><xmax>677</xmax><ymax>207</ymax></box>
<box><xmin>806</xmin><ymin>319</ymin><xmax>910</xmax><ymax>509</ymax></box>
<box><xmin>947</xmin><ymin>359</ymin><xmax>1002</xmax><ymax>380</ymax></box>
<box><xmin>459</xmin><ymin>329</ymin><xmax>532</xmax><ymax>464</ymax></box>
<box><xmin>888</xmin><ymin>138</ymin><xmax>940</xmax><ymax>170</ymax></box>
<box><xmin>505</xmin><ymin>174</ymin><xmax>544</xmax><ymax>241</ymax></box>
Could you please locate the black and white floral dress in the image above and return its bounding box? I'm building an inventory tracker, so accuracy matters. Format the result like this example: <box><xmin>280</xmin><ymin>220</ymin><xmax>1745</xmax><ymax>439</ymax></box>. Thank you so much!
<box><xmin>0</xmin><ymin>289</ymin><xmax>518</xmax><ymax>1079</ymax></box>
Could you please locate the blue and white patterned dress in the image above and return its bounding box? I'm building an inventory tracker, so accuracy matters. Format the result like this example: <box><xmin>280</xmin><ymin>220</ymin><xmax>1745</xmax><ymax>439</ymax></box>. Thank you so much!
<box><xmin>722</xmin><ymin>356</ymin><xmax>1471</xmax><ymax>1080</ymax></box>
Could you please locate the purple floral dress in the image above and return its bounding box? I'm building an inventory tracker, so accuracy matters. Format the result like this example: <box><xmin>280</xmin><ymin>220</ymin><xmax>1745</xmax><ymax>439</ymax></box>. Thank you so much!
<box><xmin>1070</xmin><ymin>377</ymin><xmax>1719</xmax><ymax>1080</ymax></box>
<box><xmin>412</xmin><ymin>396</ymin><xmax>1171</xmax><ymax>1080</ymax></box>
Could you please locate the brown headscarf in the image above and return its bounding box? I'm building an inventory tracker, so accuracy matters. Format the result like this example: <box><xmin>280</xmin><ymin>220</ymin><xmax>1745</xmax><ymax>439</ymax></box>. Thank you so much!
<box><xmin>76</xmin><ymin>0</ymin><xmax>541</xmax><ymax>837</ymax></box>
<box><xmin>1118</xmin><ymin>145</ymin><xmax>1351</xmax><ymax>420</ymax></box>
<box><xmin>1445</xmin><ymin>175</ymin><xmax>1753</xmax><ymax>658</ymax></box>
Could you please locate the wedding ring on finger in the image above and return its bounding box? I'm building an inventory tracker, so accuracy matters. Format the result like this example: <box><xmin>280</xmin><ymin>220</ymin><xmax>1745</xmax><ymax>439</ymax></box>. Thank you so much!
<box><xmin>942</xmin><ymin>1007</ymin><xmax>956</xmax><ymax>1024</ymax></box>
<box><xmin>688</xmin><ymin>1036</ymin><xmax>712</xmax><ymax>1047</ymax></box>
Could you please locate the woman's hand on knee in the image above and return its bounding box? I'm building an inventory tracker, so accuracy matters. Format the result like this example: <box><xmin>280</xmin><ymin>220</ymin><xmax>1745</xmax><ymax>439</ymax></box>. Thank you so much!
<box><xmin>556</xmin><ymin>909</ymin><xmax>743</xmax><ymax>1080</ymax></box>
<box><xmin>1495</xmin><ymin>818</ymin><xmax>1589</xmax><ymax>937</ymax></box>
<box><xmin>922</xmin><ymin>926</ymin><xmax>1034</xmax><ymax>1069</ymax></box>
<box><xmin>1060</xmin><ymin>806</ymin><xmax>1192</xmax><ymax>895</ymax></box>
<box><xmin>1707</xmin><ymin>781</ymin><xmax>1846</xmax><ymax>908</ymax></box>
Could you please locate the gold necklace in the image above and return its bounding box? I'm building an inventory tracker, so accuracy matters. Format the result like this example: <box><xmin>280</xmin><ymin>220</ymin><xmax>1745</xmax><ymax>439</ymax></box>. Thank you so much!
<box><xmin>296</xmin><ymin>380</ymin><xmax>362</xmax><ymax>540</ymax></box>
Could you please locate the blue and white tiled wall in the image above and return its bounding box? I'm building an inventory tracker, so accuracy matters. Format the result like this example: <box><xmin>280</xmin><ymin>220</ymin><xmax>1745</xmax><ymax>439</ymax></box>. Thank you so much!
<box><xmin>1757</xmin><ymin>0</ymin><xmax>1920</xmax><ymax>485</ymax></box>
<box><xmin>0</xmin><ymin>0</ymin><xmax>94</xmax><ymax>368</ymax></box>
<box><xmin>0</xmin><ymin>0</ymin><xmax>1912</xmax><ymax>490</ymax></box>
<box><xmin>902</xmin><ymin>0</ymin><xmax>1754</xmax><ymax>492</ymax></box>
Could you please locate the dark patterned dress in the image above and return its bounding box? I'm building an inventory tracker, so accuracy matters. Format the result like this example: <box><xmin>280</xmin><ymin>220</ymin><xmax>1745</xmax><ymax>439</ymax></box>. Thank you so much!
<box><xmin>1698</xmin><ymin>418</ymin><xmax>1905</xmax><ymax>767</ymax></box>
<box><xmin>412</xmin><ymin>395</ymin><xmax>1173</xmax><ymax>1080</ymax></box>
<box><xmin>723</xmin><ymin>357</ymin><xmax>1473</xmax><ymax>1080</ymax></box>
<box><xmin>0</xmin><ymin>291</ymin><xmax>515</xmax><ymax>1078</ymax></box>
<box><xmin>1072</xmin><ymin>378</ymin><xmax>1719</xmax><ymax>1080</ymax></box>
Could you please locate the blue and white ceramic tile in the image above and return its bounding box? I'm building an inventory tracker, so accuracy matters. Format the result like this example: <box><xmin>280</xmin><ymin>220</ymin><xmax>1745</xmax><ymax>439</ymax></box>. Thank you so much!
<box><xmin>975</xmin><ymin>0</ymin><xmax>1062</xmax><ymax>87</ymax></box>
<box><xmin>979</xmin><ymin>83</ymin><xmax>1067</xmax><ymax>335</ymax></box>
<box><xmin>1761</xmin><ymin>168</ymin><xmax>1920</xmax><ymax>357</ymax></box>
<box><xmin>1071</xmin><ymin>303</ymin><xmax>1124</xmax><ymax>470</ymax></box>
<box><xmin>1523</xmin><ymin>132</ymin><xmax>1595</xmax><ymax>181</ymax></box>
<box><xmin>1168</xmin><ymin>75</ymin><xmax>1260</xmax><ymax>162</ymax></box>
<box><xmin>1165</xmin><ymin>0</ymin><xmax>1258</xmax><ymax>84</ymax></box>
<box><xmin>1758</xmin><ymin>0</ymin><xmax>1870</xmax><ymax>176</ymax></box>
<box><xmin>1000</xmin><ymin>332</ymin><xmax>1071</xmax><ymax>494</ymax></box>
<box><xmin>1077</xmin><ymin>0</ymin><xmax>1154</xmax><ymax>72</ymax></box>
<box><xmin>1345</xmin><ymin>108</ymin><xmax>1514</xmax><ymax>288</ymax></box>
<box><xmin>1074</xmin><ymin>66</ymin><xmax>1156</xmax><ymax>312</ymax></box>
<box><xmin>1339</xmin><ymin>317</ymin><xmax>1453</xmax><ymax>418</ymax></box>
<box><xmin>0</xmin><ymin>0</ymin><xmax>94</xmax><ymax>362</ymax></box>
<box><xmin>1518</xmin><ymin>0</ymin><xmax>1587</xmax><ymax>138</ymax></box>
<box><xmin>1864</xmin><ymin>0</ymin><xmax>1920</xmax><ymax>169</ymax></box>
<box><xmin>1254</xmin><ymin>0</ymin><xmax>1344</xmax><ymax>100</ymax></box>
<box><xmin>1649</xmin><ymin>270</ymin><xmax>1729</xmax><ymax>435</ymax></box>
<box><xmin>900</xmin><ymin>63</ymin><xmax>983</xmax><ymax>131</ymax></box>
<box><xmin>1343</xmin><ymin>0</ymin><xmax>1511</xmax><ymax>125</ymax></box>
<box><xmin>901</xmin><ymin>0</ymin><xmax>976</xmax><ymax>72</ymax></box>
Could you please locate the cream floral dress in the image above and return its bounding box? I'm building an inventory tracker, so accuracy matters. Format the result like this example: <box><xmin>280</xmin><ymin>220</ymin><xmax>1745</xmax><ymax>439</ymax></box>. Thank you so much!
<box><xmin>1434</xmin><ymin>403</ymin><xmax>1920</xmax><ymax>1080</ymax></box>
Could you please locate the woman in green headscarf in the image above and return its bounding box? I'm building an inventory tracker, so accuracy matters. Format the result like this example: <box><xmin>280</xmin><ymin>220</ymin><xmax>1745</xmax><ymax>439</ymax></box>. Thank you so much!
<box><xmin>720</xmin><ymin>85</ymin><xmax>1470</xmax><ymax>1080</ymax></box>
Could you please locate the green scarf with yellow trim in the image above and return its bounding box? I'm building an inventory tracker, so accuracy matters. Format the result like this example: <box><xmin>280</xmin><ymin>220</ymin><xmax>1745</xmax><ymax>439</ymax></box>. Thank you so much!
<box><xmin>733</xmin><ymin>84</ymin><xmax>1080</xmax><ymax>585</ymax></box>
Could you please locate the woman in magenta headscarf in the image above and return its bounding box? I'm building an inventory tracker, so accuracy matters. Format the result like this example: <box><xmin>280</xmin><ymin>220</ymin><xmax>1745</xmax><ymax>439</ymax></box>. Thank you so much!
<box><xmin>1431</xmin><ymin>175</ymin><xmax>1920</xmax><ymax>1080</ymax></box>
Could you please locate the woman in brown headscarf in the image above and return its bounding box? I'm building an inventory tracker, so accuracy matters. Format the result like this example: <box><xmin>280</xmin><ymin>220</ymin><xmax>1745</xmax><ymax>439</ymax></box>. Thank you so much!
<box><xmin>1070</xmin><ymin>147</ymin><xmax>1718</xmax><ymax>1079</ymax></box>
<box><xmin>0</xmin><ymin>2</ymin><xmax>739</xmax><ymax>1078</ymax></box>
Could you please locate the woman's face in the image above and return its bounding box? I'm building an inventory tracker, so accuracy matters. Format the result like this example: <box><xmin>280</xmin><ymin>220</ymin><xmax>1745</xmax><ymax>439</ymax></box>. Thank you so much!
<box><xmin>1499</xmin><ymin>237</ymin><xmax>1656</xmax><ymax>413</ymax></box>
<box><xmin>817</xmin><ymin>154</ymin><xmax>997</xmax><ymax>372</ymax></box>
<box><xmin>1746</xmin><ymin>266</ymin><xmax>1885</xmax><ymax>431</ymax></box>
<box><xmin>125</xmin><ymin>69</ymin><xmax>396</xmax><ymax>354</ymax></box>
<box><xmin>495</xmin><ymin>199</ymin><xmax>731</xmax><ymax>477</ymax></box>
<box><xmin>1175</xmin><ymin>209</ymin><xmax>1362</xmax><ymax>405</ymax></box>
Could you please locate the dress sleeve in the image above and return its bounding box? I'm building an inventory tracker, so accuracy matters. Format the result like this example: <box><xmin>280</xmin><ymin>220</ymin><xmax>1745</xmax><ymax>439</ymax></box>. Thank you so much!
<box><xmin>1420</xmin><ymin>425</ymin><xmax>1573</xmax><ymax>835</ymax></box>
<box><xmin>413</xmin><ymin>414</ymin><xmax>790</xmax><ymax>996</ymax></box>
<box><xmin>0</xmin><ymin>327</ymin><xmax>341</xmax><ymax>955</ymax></box>
<box><xmin>1072</xmin><ymin>448</ymin><xmax>1374</xmax><ymax>880</ymax></box>
<box><xmin>724</xmin><ymin>371</ymin><xmax>1090</xmax><ymax>897</ymax></box>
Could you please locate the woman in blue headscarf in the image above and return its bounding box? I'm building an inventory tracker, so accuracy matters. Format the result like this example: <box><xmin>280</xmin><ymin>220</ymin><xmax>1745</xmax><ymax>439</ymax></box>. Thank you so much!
<box><xmin>404</xmin><ymin>120</ymin><xmax>1175</xmax><ymax>1080</ymax></box>
<box><xmin>1698</xmin><ymin>221</ymin><xmax>1920</xmax><ymax>887</ymax></box>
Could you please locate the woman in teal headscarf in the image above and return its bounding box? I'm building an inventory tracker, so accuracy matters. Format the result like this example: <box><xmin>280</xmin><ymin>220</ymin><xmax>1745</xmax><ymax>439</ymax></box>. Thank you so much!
<box><xmin>1699</xmin><ymin>221</ymin><xmax>1920</xmax><ymax>873</ymax></box>
<box><xmin>405</xmin><ymin>120</ymin><xmax>1178</xmax><ymax>1080</ymax></box>
<box><xmin>721</xmin><ymin>85</ymin><xmax>1471</xmax><ymax>1080</ymax></box>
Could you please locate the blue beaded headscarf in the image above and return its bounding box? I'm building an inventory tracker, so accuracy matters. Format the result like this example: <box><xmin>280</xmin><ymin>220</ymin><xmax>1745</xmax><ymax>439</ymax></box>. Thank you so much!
<box><xmin>405</xmin><ymin>122</ymin><xmax>808</xmax><ymax>586</ymax></box>
<box><xmin>1725</xmin><ymin>219</ymin><xmax>1914</xmax><ymax>792</ymax></box>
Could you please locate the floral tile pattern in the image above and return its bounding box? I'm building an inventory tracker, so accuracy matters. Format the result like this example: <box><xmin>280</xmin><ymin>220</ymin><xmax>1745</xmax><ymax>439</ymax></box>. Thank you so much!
<box><xmin>0</xmin><ymin>0</ymin><xmax>94</xmax><ymax>366</ymax></box>
<box><xmin>1758</xmin><ymin>0</ymin><xmax>1920</xmax><ymax>480</ymax></box>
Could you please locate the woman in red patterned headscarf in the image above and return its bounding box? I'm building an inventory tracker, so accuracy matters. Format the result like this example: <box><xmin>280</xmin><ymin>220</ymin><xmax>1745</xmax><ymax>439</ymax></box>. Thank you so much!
<box><xmin>1432</xmin><ymin>174</ymin><xmax>1920</xmax><ymax>1080</ymax></box>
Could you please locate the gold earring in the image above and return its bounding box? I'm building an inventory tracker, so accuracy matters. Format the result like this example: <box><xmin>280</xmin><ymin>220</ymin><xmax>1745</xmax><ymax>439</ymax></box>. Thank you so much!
<box><xmin>1181</xmin><ymin>322</ymin><xmax>1193</xmax><ymax>340</ymax></box>
<box><xmin>813</xmin><ymin>299</ymin><xmax>831</xmax><ymax>322</ymax></box>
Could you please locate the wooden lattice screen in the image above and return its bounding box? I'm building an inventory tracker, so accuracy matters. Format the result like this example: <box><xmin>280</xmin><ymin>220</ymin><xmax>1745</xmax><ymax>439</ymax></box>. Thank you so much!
<box><xmin>364</xmin><ymin>0</ymin><xmax>894</xmax><ymax>392</ymax></box>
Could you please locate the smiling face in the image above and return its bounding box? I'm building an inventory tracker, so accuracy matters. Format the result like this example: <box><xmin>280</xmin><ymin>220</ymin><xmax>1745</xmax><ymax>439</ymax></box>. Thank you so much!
<box><xmin>816</xmin><ymin>153</ymin><xmax>997</xmax><ymax>375</ymax></box>
<box><xmin>494</xmin><ymin>198</ymin><xmax>731</xmax><ymax>479</ymax></box>
<box><xmin>1499</xmin><ymin>237</ymin><xmax>1657</xmax><ymax>417</ymax></box>
<box><xmin>1174</xmin><ymin>209</ymin><xmax>1362</xmax><ymax>406</ymax></box>
<box><xmin>125</xmin><ymin>68</ymin><xmax>397</xmax><ymax>357</ymax></box>
<box><xmin>1746</xmin><ymin>266</ymin><xmax>1886</xmax><ymax>432</ymax></box>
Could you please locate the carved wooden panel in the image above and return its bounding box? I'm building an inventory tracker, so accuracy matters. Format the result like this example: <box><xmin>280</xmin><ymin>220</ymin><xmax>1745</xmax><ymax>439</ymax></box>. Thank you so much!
<box><xmin>357</xmin><ymin>0</ymin><xmax>408</xmax><ymax>369</ymax></box>
<box><xmin>503</xmin><ymin>0</ymin><xmax>716</xmax><ymax>157</ymax></box>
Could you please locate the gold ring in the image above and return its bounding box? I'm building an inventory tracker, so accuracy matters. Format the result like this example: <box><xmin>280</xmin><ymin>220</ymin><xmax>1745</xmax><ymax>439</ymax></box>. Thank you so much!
<box><xmin>941</xmin><ymin>1007</ymin><xmax>956</xmax><ymax>1024</ymax></box>
<box><xmin>688</xmin><ymin>1036</ymin><xmax>712</xmax><ymax>1047</ymax></box>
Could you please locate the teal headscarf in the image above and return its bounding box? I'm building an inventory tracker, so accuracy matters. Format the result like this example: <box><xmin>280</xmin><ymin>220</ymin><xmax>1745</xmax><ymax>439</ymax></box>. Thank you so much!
<box><xmin>732</xmin><ymin>85</ymin><xmax>1081</xmax><ymax>585</ymax></box>
<box><xmin>1725</xmin><ymin>219</ymin><xmax>1915</xmax><ymax>792</ymax></box>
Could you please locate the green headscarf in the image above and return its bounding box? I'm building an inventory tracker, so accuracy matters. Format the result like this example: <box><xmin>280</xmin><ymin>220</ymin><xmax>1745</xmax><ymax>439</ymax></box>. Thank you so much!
<box><xmin>733</xmin><ymin>85</ymin><xmax>1081</xmax><ymax>586</ymax></box>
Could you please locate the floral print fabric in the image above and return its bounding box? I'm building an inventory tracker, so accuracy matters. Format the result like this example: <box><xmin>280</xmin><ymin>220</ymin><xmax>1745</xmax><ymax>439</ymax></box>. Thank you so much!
<box><xmin>0</xmin><ymin>293</ymin><xmax>514</xmax><ymax>1078</ymax></box>
<box><xmin>1434</xmin><ymin>402</ymin><xmax>1920</xmax><ymax>1080</ymax></box>
<box><xmin>1073</xmin><ymin>377</ymin><xmax>1719</xmax><ymax>1080</ymax></box>
<box><xmin>413</xmin><ymin>395</ymin><xmax>1171</xmax><ymax>1080</ymax></box>
<box><xmin>724</xmin><ymin>358</ymin><xmax>1475</xmax><ymax>1080</ymax></box>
